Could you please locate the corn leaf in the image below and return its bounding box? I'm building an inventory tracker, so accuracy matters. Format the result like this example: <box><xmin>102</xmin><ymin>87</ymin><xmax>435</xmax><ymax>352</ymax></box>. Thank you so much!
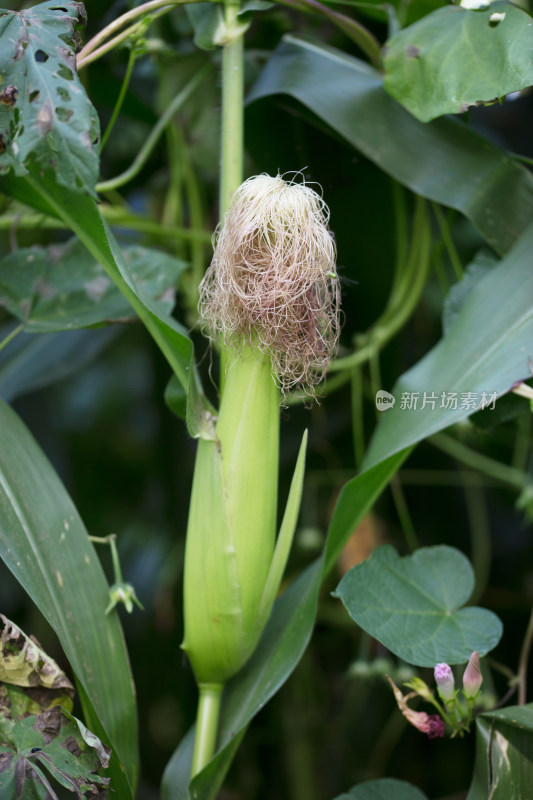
<box><xmin>248</xmin><ymin>35</ymin><xmax>533</xmax><ymax>255</ymax></box>
<box><xmin>0</xmin><ymin>399</ymin><xmax>137</xmax><ymax>798</ymax></box>
<box><xmin>468</xmin><ymin>705</ymin><xmax>533</xmax><ymax>799</ymax></box>
<box><xmin>0</xmin><ymin>169</ymin><xmax>215</xmax><ymax>438</ymax></box>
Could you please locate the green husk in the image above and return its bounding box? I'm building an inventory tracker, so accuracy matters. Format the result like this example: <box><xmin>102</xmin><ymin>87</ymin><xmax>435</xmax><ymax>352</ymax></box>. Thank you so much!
<box><xmin>182</xmin><ymin>345</ymin><xmax>280</xmax><ymax>683</ymax></box>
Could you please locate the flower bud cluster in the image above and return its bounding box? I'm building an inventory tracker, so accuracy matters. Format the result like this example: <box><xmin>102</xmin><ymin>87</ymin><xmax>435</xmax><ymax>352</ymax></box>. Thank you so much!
<box><xmin>387</xmin><ymin>652</ymin><xmax>484</xmax><ymax>740</ymax></box>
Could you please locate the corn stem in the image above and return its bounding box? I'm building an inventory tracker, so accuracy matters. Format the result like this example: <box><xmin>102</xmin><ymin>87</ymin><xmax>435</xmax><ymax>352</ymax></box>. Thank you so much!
<box><xmin>189</xmin><ymin>0</ymin><xmax>246</xmax><ymax>778</ymax></box>
<box><xmin>191</xmin><ymin>684</ymin><xmax>224</xmax><ymax>777</ymax></box>
<box><xmin>220</xmin><ymin>0</ymin><xmax>245</xmax><ymax>217</ymax></box>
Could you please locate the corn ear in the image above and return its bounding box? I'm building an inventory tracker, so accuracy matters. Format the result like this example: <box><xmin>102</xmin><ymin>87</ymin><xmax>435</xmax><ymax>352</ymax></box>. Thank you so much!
<box><xmin>182</xmin><ymin>346</ymin><xmax>280</xmax><ymax>684</ymax></box>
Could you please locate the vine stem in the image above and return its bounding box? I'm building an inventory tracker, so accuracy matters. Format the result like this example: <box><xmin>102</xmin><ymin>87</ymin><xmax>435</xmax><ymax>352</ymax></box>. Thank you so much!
<box><xmin>190</xmin><ymin>0</ymin><xmax>245</xmax><ymax>779</ymax></box>
<box><xmin>0</xmin><ymin>211</ymin><xmax>210</xmax><ymax>241</ymax></box>
<box><xmin>430</xmin><ymin>432</ymin><xmax>530</xmax><ymax>492</ymax></box>
<box><xmin>77</xmin><ymin>0</ymin><xmax>198</xmax><ymax>64</ymax></box>
<box><xmin>97</xmin><ymin>65</ymin><xmax>212</xmax><ymax>193</ymax></box>
<box><xmin>77</xmin><ymin>8</ymin><xmax>172</xmax><ymax>70</ymax></box>
<box><xmin>88</xmin><ymin>534</ymin><xmax>123</xmax><ymax>583</ymax></box>
<box><xmin>276</xmin><ymin>0</ymin><xmax>382</xmax><ymax>68</ymax></box>
<box><xmin>0</xmin><ymin>324</ymin><xmax>23</xmax><ymax>354</ymax></box>
<box><xmin>100</xmin><ymin>47</ymin><xmax>137</xmax><ymax>151</ymax></box>
<box><xmin>329</xmin><ymin>195</ymin><xmax>432</xmax><ymax>373</ymax></box>
<box><xmin>431</xmin><ymin>203</ymin><xmax>462</xmax><ymax>280</ymax></box>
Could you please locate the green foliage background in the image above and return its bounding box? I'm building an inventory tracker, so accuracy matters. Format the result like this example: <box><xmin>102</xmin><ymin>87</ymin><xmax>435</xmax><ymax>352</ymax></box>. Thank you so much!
<box><xmin>1</xmin><ymin>0</ymin><xmax>533</xmax><ymax>798</ymax></box>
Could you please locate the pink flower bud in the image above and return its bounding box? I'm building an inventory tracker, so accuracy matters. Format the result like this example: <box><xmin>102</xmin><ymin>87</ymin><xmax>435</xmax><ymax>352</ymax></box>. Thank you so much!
<box><xmin>434</xmin><ymin>662</ymin><xmax>455</xmax><ymax>701</ymax></box>
<box><xmin>426</xmin><ymin>714</ymin><xmax>446</xmax><ymax>739</ymax></box>
<box><xmin>387</xmin><ymin>676</ymin><xmax>445</xmax><ymax>739</ymax></box>
<box><xmin>463</xmin><ymin>651</ymin><xmax>483</xmax><ymax>699</ymax></box>
<box><xmin>404</xmin><ymin>709</ymin><xmax>445</xmax><ymax>738</ymax></box>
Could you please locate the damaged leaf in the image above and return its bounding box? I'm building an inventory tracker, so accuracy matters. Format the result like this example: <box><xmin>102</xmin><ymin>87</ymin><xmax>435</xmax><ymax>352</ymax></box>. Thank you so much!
<box><xmin>468</xmin><ymin>705</ymin><xmax>533</xmax><ymax>799</ymax></box>
<box><xmin>0</xmin><ymin>704</ymin><xmax>110</xmax><ymax>798</ymax></box>
<box><xmin>0</xmin><ymin>615</ymin><xmax>75</xmax><ymax>730</ymax></box>
<box><xmin>0</xmin><ymin>615</ymin><xmax>74</xmax><ymax>694</ymax></box>
<box><xmin>0</xmin><ymin>1</ymin><xmax>99</xmax><ymax>194</ymax></box>
<box><xmin>0</xmin><ymin>398</ymin><xmax>137</xmax><ymax>796</ymax></box>
<box><xmin>383</xmin><ymin>1</ymin><xmax>533</xmax><ymax>121</ymax></box>
<box><xmin>0</xmin><ymin>238</ymin><xmax>186</xmax><ymax>332</ymax></box>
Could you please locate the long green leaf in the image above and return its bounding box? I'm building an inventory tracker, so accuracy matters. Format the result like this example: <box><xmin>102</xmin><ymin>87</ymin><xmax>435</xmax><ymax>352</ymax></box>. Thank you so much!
<box><xmin>258</xmin><ymin>430</ymin><xmax>308</xmax><ymax>624</ymax></box>
<box><xmin>468</xmin><ymin>704</ymin><xmax>533</xmax><ymax>799</ymax></box>
<box><xmin>248</xmin><ymin>35</ymin><xmax>533</xmax><ymax>255</ymax></box>
<box><xmin>365</xmin><ymin>220</ymin><xmax>533</xmax><ymax>467</ymax></box>
<box><xmin>0</xmin><ymin>169</ymin><xmax>214</xmax><ymax>438</ymax></box>
<box><xmin>0</xmin><ymin>399</ymin><xmax>137</xmax><ymax>798</ymax></box>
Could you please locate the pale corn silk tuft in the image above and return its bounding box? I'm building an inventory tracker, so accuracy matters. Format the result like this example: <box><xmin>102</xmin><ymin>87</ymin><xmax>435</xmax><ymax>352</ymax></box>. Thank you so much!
<box><xmin>199</xmin><ymin>174</ymin><xmax>341</xmax><ymax>393</ymax></box>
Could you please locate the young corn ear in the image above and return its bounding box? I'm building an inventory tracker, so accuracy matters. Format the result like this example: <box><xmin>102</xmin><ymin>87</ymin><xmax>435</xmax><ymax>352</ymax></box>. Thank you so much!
<box><xmin>182</xmin><ymin>174</ymin><xmax>339</xmax><ymax>686</ymax></box>
<box><xmin>182</xmin><ymin>346</ymin><xmax>281</xmax><ymax>683</ymax></box>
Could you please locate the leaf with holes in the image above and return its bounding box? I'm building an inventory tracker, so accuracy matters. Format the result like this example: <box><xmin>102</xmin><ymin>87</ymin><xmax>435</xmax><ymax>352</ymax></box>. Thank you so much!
<box><xmin>0</xmin><ymin>238</ymin><xmax>187</xmax><ymax>332</ymax></box>
<box><xmin>334</xmin><ymin>545</ymin><xmax>503</xmax><ymax>666</ymax></box>
<box><xmin>0</xmin><ymin>705</ymin><xmax>110</xmax><ymax>798</ymax></box>
<box><xmin>0</xmin><ymin>2</ymin><xmax>99</xmax><ymax>194</ymax></box>
<box><xmin>383</xmin><ymin>2</ymin><xmax>533</xmax><ymax>121</ymax></box>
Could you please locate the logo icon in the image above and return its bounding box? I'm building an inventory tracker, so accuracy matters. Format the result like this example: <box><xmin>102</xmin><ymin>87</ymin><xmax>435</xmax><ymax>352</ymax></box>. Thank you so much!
<box><xmin>375</xmin><ymin>390</ymin><xmax>395</xmax><ymax>411</ymax></box>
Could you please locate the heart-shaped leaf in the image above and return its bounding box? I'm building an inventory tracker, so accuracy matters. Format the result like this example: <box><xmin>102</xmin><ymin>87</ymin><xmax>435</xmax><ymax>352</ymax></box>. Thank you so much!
<box><xmin>333</xmin><ymin>778</ymin><xmax>429</xmax><ymax>800</ymax></box>
<box><xmin>334</xmin><ymin>545</ymin><xmax>502</xmax><ymax>666</ymax></box>
<box><xmin>383</xmin><ymin>2</ymin><xmax>533</xmax><ymax>122</ymax></box>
